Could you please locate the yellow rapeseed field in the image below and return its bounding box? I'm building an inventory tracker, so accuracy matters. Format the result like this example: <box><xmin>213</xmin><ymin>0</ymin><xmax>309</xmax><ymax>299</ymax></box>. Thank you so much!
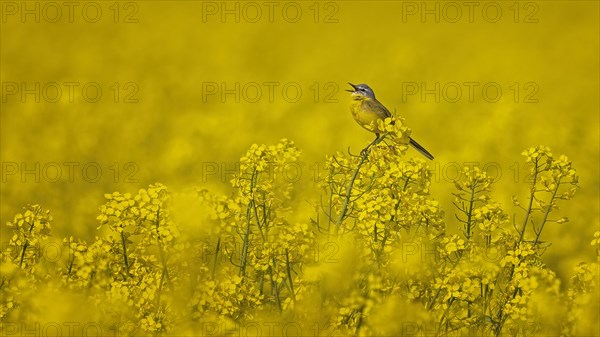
<box><xmin>1</xmin><ymin>1</ymin><xmax>598</xmax><ymax>336</ymax></box>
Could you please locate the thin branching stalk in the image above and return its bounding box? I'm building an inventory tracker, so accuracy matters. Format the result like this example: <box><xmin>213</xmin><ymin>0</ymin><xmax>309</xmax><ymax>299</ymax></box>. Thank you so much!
<box><xmin>533</xmin><ymin>177</ymin><xmax>561</xmax><ymax>245</ymax></box>
<box><xmin>353</xmin><ymin>304</ymin><xmax>366</xmax><ymax>336</ymax></box>
<box><xmin>18</xmin><ymin>240</ymin><xmax>29</xmax><ymax>269</ymax></box>
<box><xmin>212</xmin><ymin>237</ymin><xmax>221</xmax><ymax>278</ymax></box>
<box><xmin>270</xmin><ymin>255</ymin><xmax>282</xmax><ymax>312</ymax></box>
<box><xmin>252</xmin><ymin>191</ymin><xmax>267</xmax><ymax>241</ymax></box>
<box><xmin>336</xmin><ymin>155</ymin><xmax>368</xmax><ymax>228</ymax></box>
<box><xmin>155</xmin><ymin>208</ymin><xmax>171</xmax><ymax>304</ymax></box>
<box><xmin>336</xmin><ymin>136</ymin><xmax>384</xmax><ymax>232</ymax></box>
<box><xmin>239</xmin><ymin>201</ymin><xmax>253</xmax><ymax>277</ymax></box>
<box><xmin>439</xmin><ymin>297</ymin><xmax>456</xmax><ymax>334</ymax></box>
<box><xmin>465</xmin><ymin>182</ymin><xmax>477</xmax><ymax>241</ymax></box>
<box><xmin>258</xmin><ymin>271</ymin><xmax>265</xmax><ymax>295</ymax></box>
<box><xmin>120</xmin><ymin>231</ymin><xmax>130</xmax><ymax>276</ymax></box>
<box><xmin>328</xmin><ymin>167</ymin><xmax>335</xmax><ymax>229</ymax></box>
<box><xmin>285</xmin><ymin>248</ymin><xmax>296</xmax><ymax>303</ymax></box>
<box><xmin>519</xmin><ymin>157</ymin><xmax>540</xmax><ymax>242</ymax></box>
<box><xmin>240</xmin><ymin>169</ymin><xmax>258</xmax><ymax>277</ymax></box>
<box><xmin>500</xmin><ymin>180</ymin><xmax>562</xmax><ymax>329</ymax></box>
<box><xmin>495</xmin><ymin>159</ymin><xmax>543</xmax><ymax>335</ymax></box>
<box><xmin>18</xmin><ymin>220</ymin><xmax>35</xmax><ymax>268</ymax></box>
<box><xmin>66</xmin><ymin>250</ymin><xmax>74</xmax><ymax>282</ymax></box>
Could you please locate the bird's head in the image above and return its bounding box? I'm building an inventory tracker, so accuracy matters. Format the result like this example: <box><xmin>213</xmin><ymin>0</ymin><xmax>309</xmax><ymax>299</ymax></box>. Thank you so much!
<box><xmin>347</xmin><ymin>83</ymin><xmax>376</xmax><ymax>100</ymax></box>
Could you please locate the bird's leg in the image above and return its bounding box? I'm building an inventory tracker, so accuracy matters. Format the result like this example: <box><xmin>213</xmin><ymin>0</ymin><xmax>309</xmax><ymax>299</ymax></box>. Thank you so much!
<box><xmin>361</xmin><ymin>133</ymin><xmax>381</xmax><ymax>157</ymax></box>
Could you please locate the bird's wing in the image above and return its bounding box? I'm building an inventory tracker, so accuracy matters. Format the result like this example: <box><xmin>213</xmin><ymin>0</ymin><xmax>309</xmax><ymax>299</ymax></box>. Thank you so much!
<box><xmin>363</xmin><ymin>99</ymin><xmax>393</xmax><ymax>119</ymax></box>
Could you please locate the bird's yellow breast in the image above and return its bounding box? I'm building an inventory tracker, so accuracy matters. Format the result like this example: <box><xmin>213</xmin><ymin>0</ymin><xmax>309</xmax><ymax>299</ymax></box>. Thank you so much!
<box><xmin>350</xmin><ymin>98</ymin><xmax>386</xmax><ymax>133</ymax></box>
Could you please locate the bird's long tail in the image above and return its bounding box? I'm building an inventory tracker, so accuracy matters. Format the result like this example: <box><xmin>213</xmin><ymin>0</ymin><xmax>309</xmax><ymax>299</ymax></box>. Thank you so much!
<box><xmin>409</xmin><ymin>137</ymin><xmax>434</xmax><ymax>160</ymax></box>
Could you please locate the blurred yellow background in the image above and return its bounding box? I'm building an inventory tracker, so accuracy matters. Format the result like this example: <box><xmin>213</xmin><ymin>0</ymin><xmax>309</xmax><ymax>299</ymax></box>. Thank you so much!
<box><xmin>1</xmin><ymin>0</ymin><xmax>598</xmax><ymax>280</ymax></box>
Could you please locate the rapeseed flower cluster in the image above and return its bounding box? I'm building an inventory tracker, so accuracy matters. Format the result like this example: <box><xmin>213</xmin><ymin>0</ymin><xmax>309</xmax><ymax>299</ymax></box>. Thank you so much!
<box><xmin>1</xmin><ymin>134</ymin><xmax>597</xmax><ymax>336</ymax></box>
<box><xmin>189</xmin><ymin>138</ymin><xmax>315</xmax><ymax>321</ymax></box>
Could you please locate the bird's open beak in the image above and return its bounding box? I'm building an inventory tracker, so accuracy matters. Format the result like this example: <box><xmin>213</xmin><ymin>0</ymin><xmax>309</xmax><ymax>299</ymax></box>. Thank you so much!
<box><xmin>346</xmin><ymin>82</ymin><xmax>357</xmax><ymax>92</ymax></box>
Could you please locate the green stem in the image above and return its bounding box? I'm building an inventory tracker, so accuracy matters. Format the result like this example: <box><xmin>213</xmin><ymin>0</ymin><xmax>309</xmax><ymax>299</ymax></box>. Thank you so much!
<box><xmin>252</xmin><ymin>194</ymin><xmax>266</xmax><ymax>241</ymax></box>
<box><xmin>18</xmin><ymin>221</ymin><xmax>36</xmax><ymax>268</ymax></box>
<box><xmin>285</xmin><ymin>249</ymin><xmax>296</xmax><ymax>302</ymax></box>
<box><xmin>465</xmin><ymin>183</ymin><xmax>477</xmax><ymax>241</ymax></box>
<box><xmin>259</xmin><ymin>272</ymin><xmax>265</xmax><ymax>295</ymax></box>
<box><xmin>533</xmin><ymin>177</ymin><xmax>561</xmax><ymax>245</ymax></box>
<box><xmin>66</xmin><ymin>251</ymin><xmax>74</xmax><ymax>282</ymax></box>
<box><xmin>240</xmin><ymin>169</ymin><xmax>258</xmax><ymax>277</ymax></box>
<box><xmin>373</xmin><ymin>224</ymin><xmax>378</xmax><ymax>242</ymax></box>
<box><xmin>336</xmin><ymin>136</ymin><xmax>383</xmax><ymax>232</ymax></box>
<box><xmin>270</xmin><ymin>256</ymin><xmax>282</xmax><ymax>312</ymax></box>
<box><xmin>482</xmin><ymin>283</ymin><xmax>489</xmax><ymax>319</ymax></box>
<box><xmin>495</xmin><ymin>159</ymin><xmax>542</xmax><ymax>335</ymax></box>
<box><xmin>427</xmin><ymin>254</ymin><xmax>462</xmax><ymax>310</ymax></box>
<box><xmin>212</xmin><ymin>237</ymin><xmax>221</xmax><ymax>278</ymax></box>
<box><xmin>519</xmin><ymin>158</ymin><xmax>539</xmax><ymax>242</ymax></box>
<box><xmin>19</xmin><ymin>240</ymin><xmax>29</xmax><ymax>269</ymax></box>
<box><xmin>239</xmin><ymin>201</ymin><xmax>253</xmax><ymax>277</ymax></box>
<box><xmin>353</xmin><ymin>304</ymin><xmax>366</xmax><ymax>336</ymax></box>
<box><xmin>328</xmin><ymin>167</ymin><xmax>335</xmax><ymax>228</ymax></box>
<box><xmin>439</xmin><ymin>297</ymin><xmax>456</xmax><ymax>334</ymax></box>
<box><xmin>120</xmin><ymin>231</ymin><xmax>129</xmax><ymax>276</ymax></box>
<box><xmin>336</xmin><ymin>156</ymin><xmax>367</xmax><ymax>228</ymax></box>
<box><xmin>155</xmin><ymin>209</ymin><xmax>170</xmax><ymax>295</ymax></box>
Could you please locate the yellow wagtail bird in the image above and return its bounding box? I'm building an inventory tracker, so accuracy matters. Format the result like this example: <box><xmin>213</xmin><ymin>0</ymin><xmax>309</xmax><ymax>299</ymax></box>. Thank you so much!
<box><xmin>347</xmin><ymin>83</ymin><xmax>434</xmax><ymax>160</ymax></box>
